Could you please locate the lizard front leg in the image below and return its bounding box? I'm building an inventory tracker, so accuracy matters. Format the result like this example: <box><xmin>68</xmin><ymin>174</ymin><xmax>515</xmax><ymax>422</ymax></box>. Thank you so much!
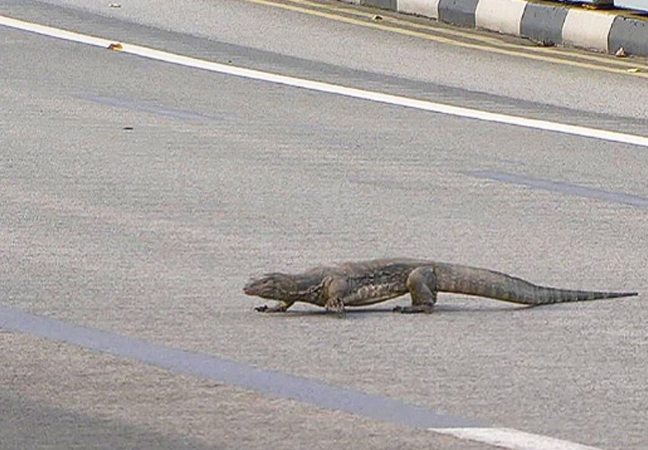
<box><xmin>324</xmin><ymin>296</ymin><xmax>346</xmax><ymax>317</ymax></box>
<box><xmin>394</xmin><ymin>266</ymin><xmax>437</xmax><ymax>314</ymax></box>
<box><xmin>255</xmin><ymin>301</ymin><xmax>294</xmax><ymax>313</ymax></box>
<box><xmin>323</xmin><ymin>276</ymin><xmax>349</xmax><ymax>318</ymax></box>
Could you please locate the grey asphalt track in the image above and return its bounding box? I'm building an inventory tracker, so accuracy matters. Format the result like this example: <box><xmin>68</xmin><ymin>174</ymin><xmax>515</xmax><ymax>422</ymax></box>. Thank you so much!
<box><xmin>1</xmin><ymin>1</ymin><xmax>647</xmax><ymax>449</ymax></box>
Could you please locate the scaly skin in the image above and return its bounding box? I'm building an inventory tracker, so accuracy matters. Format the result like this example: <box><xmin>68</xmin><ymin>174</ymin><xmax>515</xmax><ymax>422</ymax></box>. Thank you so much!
<box><xmin>243</xmin><ymin>258</ymin><xmax>638</xmax><ymax>314</ymax></box>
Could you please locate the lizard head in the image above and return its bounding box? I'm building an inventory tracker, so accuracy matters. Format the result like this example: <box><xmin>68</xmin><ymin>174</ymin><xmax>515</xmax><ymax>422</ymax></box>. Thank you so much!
<box><xmin>243</xmin><ymin>273</ymin><xmax>297</xmax><ymax>300</ymax></box>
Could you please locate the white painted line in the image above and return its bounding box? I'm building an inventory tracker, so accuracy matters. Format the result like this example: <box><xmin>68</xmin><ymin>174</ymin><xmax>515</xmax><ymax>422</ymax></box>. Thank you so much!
<box><xmin>1</xmin><ymin>14</ymin><xmax>648</xmax><ymax>150</ymax></box>
<box><xmin>430</xmin><ymin>427</ymin><xmax>603</xmax><ymax>450</ymax></box>
<box><xmin>0</xmin><ymin>15</ymin><xmax>114</xmax><ymax>47</ymax></box>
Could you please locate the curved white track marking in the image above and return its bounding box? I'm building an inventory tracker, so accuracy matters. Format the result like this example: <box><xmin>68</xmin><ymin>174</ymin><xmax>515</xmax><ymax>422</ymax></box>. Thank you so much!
<box><xmin>1</xmin><ymin>14</ymin><xmax>648</xmax><ymax>148</ymax></box>
<box><xmin>431</xmin><ymin>427</ymin><xmax>603</xmax><ymax>450</ymax></box>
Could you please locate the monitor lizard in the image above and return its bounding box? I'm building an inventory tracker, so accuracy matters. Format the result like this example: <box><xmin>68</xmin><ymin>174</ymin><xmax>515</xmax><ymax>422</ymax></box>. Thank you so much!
<box><xmin>243</xmin><ymin>258</ymin><xmax>637</xmax><ymax>315</ymax></box>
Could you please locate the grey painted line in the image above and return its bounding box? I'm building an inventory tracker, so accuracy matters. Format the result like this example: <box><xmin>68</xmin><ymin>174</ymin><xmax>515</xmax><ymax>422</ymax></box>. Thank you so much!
<box><xmin>84</xmin><ymin>95</ymin><xmax>215</xmax><ymax>122</ymax></box>
<box><xmin>465</xmin><ymin>170</ymin><xmax>648</xmax><ymax>207</ymax></box>
<box><xmin>0</xmin><ymin>304</ymin><xmax>484</xmax><ymax>429</ymax></box>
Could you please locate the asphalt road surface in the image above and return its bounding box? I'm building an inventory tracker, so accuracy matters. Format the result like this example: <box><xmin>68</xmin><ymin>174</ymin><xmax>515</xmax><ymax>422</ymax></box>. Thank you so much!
<box><xmin>1</xmin><ymin>1</ymin><xmax>647</xmax><ymax>449</ymax></box>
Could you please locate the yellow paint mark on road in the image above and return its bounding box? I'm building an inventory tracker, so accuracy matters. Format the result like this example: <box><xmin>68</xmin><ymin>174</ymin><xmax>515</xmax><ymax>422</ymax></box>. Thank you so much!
<box><xmin>242</xmin><ymin>0</ymin><xmax>648</xmax><ymax>78</ymax></box>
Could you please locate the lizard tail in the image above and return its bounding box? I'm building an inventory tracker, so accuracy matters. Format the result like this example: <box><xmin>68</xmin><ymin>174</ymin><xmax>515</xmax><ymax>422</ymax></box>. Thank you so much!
<box><xmin>500</xmin><ymin>285</ymin><xmax>638</xmax><ymax>305</ymax></box>
<box><xmin>435</xmin><ymin>264</ymin><xmax>638</xmax><ymax>305</ymax></box>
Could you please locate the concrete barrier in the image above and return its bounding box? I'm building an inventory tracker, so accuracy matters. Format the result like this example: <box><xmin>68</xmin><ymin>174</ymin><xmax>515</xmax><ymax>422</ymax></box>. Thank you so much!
<box><xmin>349</xmin><ymin>0</ymin><xmax>648</xmax><ymax>57</ymax></box>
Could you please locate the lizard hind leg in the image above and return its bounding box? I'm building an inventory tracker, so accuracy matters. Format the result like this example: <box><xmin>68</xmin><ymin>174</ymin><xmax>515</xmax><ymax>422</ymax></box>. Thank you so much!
<box><xmin>394</xmin><ymin>267</ymin><xmax>437</xmax><ymax>314</ymax></box>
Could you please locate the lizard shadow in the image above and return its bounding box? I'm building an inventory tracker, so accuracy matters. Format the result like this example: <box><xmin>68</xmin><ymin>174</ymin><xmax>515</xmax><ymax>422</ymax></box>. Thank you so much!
<box><xmin>254</xmin><ymin>302</ymin><xmax>535</xmax><ymax>318</ymax></box>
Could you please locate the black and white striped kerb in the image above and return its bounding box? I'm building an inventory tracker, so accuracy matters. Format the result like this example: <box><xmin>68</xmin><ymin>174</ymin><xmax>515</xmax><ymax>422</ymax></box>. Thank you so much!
<box><xmin>609</xmin><ymin>15</ymin><xmax>648</xmax><ymax>56</ymax></box>
<box><xmin>354</xmin><ymin>0</ymin><xmax>648</xmax><ymax>57</ymax></box>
